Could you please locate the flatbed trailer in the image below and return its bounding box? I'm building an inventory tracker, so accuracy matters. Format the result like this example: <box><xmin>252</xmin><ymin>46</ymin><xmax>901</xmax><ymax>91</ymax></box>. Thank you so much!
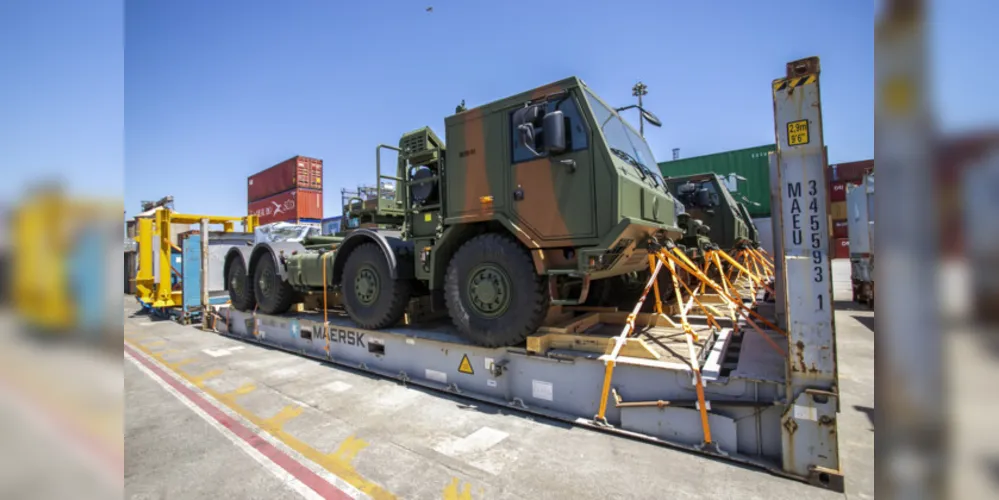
<box><xmin>206</xmin><ymin>56</ymin><xmax>844</xmax><ymax>492</ymax></box>
<box><xmin>214</xmin><ymin>304</ymin><xmax>809</xmax><ymax>482</ymax></box>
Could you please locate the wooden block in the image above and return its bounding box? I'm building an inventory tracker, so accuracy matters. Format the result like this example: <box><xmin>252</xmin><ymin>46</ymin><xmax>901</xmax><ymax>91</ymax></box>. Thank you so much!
<box><xmin>563</xmin><ymin>306</ymin><xmax>619</xmax><ymax>313</ymax></box>
<box><xmin>536</xmin><ymin>312</ymin><xmax>601</xmax><ymax>335</ymax></box>
<box><xmin>596</xmin><ymin>311</ymin><xmax>675</xmax><ymax>328</ymax></box>
<box><xmin>526</xmin><ymin>332</ymin><xmax>660</xmax><ymax>360</ymax></box>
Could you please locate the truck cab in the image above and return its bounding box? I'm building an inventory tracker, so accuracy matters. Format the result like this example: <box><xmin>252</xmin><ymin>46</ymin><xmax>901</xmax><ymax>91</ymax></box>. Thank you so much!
<box><xmin>665</xmin><ymin>172</ymin><xmax>753</xmax><ymax>251</ymax></box>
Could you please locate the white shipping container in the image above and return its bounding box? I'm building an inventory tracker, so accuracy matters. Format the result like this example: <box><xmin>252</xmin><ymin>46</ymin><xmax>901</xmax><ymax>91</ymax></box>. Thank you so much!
<box><xmin>846</xmin><ymin>174</ymin><xmax>874</xmax><ymax>257</ymax></box>
<box><xmin>751</xmin><ymin>217</ymin><xmax>774</xmax><ymax>256</ymax></box>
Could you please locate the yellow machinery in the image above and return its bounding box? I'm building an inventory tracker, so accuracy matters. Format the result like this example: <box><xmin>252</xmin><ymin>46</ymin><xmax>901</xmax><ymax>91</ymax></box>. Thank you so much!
<box><xmin>9</xmin><ymin>188</ymin><xmax>121</xmax><ymax>336</ymax></box>
<box><xmin>134</xmin><ymin>208</ymin><xmax>257</xmax><ymax>309</ymax></box>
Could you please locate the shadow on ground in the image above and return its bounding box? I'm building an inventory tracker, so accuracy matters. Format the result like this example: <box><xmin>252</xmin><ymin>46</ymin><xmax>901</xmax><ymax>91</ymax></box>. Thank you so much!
<box><xmin>853</xmin><ymin>405</ymin><xmax>874</xmax><ymax>431</ymax></box>
<box><xmin>834</xmin><ymin>300</ymin><xmax>872</xmax><ymax>313</ymax></box>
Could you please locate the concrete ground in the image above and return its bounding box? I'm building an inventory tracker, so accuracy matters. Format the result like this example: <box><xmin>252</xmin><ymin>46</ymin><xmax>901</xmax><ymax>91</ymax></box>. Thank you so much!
<box><xmin>124</xmin><ymin>259</ymin><xmax>874</xmax><ymax>500</ymax></box>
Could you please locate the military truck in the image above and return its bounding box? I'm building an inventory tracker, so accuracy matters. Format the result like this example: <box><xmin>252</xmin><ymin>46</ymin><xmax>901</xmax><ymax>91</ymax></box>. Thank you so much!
<box><xmin>225</xmin><ymin>77</ymin><xmax>682</xmax><ymax>347</ymax></box>
<box><xmin>664</xmin><ymin>172</ymin><xmax>758</xmax><ymax>252</ymax></box>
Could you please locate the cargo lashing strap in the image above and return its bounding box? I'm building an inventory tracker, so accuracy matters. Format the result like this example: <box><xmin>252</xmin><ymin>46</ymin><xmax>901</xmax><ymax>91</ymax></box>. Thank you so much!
<box><xmin>595</xmin><ymin>242</ymin><xmax>789</xmax><ymax>449</ymax></box>
<box><xmin>594</xmin><ymin>242</ymin><xmax>716</xmax><ymax>450</ymax></box>
<box><xmin>322</xmin><ymin>251</ymin><xmax>332</xmax><ymax>356</ymax></box>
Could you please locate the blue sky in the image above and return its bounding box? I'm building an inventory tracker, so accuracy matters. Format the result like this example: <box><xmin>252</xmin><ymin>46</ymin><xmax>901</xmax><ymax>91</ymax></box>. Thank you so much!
<box><xmin>3</xmin><ymin>1</ymin><xmax>994</xmax><ymax>219</ymax></box>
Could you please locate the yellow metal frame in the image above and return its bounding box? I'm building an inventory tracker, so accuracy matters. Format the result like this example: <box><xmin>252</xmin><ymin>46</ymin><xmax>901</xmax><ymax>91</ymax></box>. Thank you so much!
<box><xmin>134</xmin><ymin>208</ymin><xmax>258</xmax><ymax>308</ymax></box>
<box><xmin>10</xmin><ymin>191</ymin><xmax>120</xmax><ymax>333</ymax></box>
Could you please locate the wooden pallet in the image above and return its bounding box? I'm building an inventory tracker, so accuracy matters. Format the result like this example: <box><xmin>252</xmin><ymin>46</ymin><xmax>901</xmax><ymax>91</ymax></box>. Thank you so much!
<box><xmin>525</xmin><ymin>308</ymin><xmax>683</xmax><ymax>360</ymax></box>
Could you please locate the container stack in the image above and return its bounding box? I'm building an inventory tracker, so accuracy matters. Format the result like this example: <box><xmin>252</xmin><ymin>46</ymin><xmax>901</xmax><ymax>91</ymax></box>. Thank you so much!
<box><xmin>247</xmin><ymin>156</ymin><xmax>324</xmax><ymax>226</ymax></box>
<box><xmin>827</xmin><ymin>159</ymin><xmax>873</xmax><ymax>258</ymax></box>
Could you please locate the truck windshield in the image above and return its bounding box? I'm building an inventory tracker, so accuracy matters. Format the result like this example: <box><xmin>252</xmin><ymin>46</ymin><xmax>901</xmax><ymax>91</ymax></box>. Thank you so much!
<box><xmin>583</xmin><ymin>88</ymin><xmax>662</xmax><ymax>186</ymax></box>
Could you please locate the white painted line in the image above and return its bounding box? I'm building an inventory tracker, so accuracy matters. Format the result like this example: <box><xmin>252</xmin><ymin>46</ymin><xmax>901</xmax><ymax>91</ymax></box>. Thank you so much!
<box><xmin>124</xmin><ymin>346</ymin><xmax>367</xmax><ymax>499</ymax></box>
<box><xmin>324</xmin><ymin>381</ymin><xmax>353</xmax><ymax>393</ymax></box>
<box><xmin>138</xmin><ymin>322</ymin><xmax>157</xmax><ymax>327</ymax></box>
<box><xmin>202</xmin><ymin>346</ymin><xmax>246</xmax><ymax>358</ymax></box>
<box><xmin>434</xmin><ymin>426</ymin><xmax>509</xmax><ymax>456</ymax></box>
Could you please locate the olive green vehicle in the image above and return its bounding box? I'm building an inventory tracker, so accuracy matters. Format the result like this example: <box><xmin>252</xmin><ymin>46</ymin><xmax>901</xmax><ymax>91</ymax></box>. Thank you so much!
<box><xmin>665</xmin><ymin>172</ymin><xmax>760</xmax><ymax>252</ymax></box>
<box><xmin>225</xmin><ymin>77</ymin><xmax>682</xmax><ymax>347</ymax></box>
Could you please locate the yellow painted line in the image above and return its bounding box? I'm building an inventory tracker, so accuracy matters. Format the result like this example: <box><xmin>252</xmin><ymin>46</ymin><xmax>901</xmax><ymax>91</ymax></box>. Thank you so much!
<box><xmin>126</xmin><ymin>338</ymin><xmax>396</xmax><ymax>499</ymax></box>
<box><xmin>229</xmin><ymin>383</ymin><xmax>257</xmax><ymax>396</ymax></box>
<box><xmin>329</xmin><ymin>435</ymin><xmax>368</xmax><ymax>464</ymax></box>
<box><xmin>141</xmin><ymin>340</ymin><xmax>167</xmax><ymax>348</ymax></box>
<box><xmin>165</xmin><ymin>358</ymin><xmax>196</xmax><ymax>370</ymax></box>
<box><xmin>261</xmin><ymin>405</ymin><xmax>304</xmax><ymax>431</ymax></box>
<box><xmin>189</xmin><ymin>369</ymin><xmax>223</xmax><ymax>388</ymax></box>
<box><xmin>442</xmin><ymin>478</ymin><xmax>476</xmax><ymax>500</ymax></box>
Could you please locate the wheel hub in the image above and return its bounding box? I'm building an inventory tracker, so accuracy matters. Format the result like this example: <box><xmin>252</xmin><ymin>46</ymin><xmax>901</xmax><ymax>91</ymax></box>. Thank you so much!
<box><xmin>258</xmin><ymin>267</ymin><xmax>273</xmax><ymax>295</ymax></box>
<box><xmin>354</xmin><ymin>266</ymin><xmax>379</xmax><ymax>305</ymax></box>
<box><xmin>467</xmin><ymin>265</ymin><xmax>511</xmax><ymax>317</ymax></box>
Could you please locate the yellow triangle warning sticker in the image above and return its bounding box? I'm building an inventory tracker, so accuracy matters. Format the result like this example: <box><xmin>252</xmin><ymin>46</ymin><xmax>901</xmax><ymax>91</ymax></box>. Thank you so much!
<box><xmin>458</xmin><ymin>354</ymin><xmax>474</xmax><ymax>375</ymax></box>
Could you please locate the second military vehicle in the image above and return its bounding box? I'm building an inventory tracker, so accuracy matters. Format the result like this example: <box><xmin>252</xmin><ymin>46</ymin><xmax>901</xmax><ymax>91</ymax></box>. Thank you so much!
<box><xmin>225</xmin><ymin>77</ymin><xmax>682</xmax><ymax>347</ymax></box>
<box><xmin>665</xmin><ymin>172</ymin><xmax>759</xmax><ymax>252</ymax></box>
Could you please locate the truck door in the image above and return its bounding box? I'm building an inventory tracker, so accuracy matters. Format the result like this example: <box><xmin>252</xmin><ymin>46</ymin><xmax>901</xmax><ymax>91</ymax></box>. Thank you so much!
<box><xmin>509</xmin><ymin>95</ymin><xmax>596</xmax><ymax>244</ymax></box>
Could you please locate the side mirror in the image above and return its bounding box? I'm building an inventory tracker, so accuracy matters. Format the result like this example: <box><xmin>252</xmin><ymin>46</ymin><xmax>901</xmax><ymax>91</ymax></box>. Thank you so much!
<box><xmin>542</xmin><ymin>110</ymin><xmax>566</xmax><ymax>155</ymax></box>
<box><xmin>513</xmin><ymin>105</ymin><xmax>543</xmax><ymax>156</ymax></box>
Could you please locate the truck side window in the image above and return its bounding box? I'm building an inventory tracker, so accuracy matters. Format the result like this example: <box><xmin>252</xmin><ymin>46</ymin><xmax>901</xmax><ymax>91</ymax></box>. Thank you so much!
<box><xmin>510</xmin><ymin>96</ymin><xmax>589</xmax><ymax>163</ymax></box>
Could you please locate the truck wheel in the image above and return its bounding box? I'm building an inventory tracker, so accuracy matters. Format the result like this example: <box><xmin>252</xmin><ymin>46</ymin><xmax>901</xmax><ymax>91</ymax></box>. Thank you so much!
<box><xmin>227</xmin><ymin>258</ymin><xmax>256</xmax><ymax>311</ymax></box>
<box><xmin>253</xmin><ymin>255</ymin><xmax>296</xmax><ymax>315</ymax></box>
<box><xmin>445</xmin><ymin>233</ymin><xmax>549</xmax><ymax>347</ymax></box>
<box><xmin>342</xmin><ymin>242</ymin><xmax>411</xmax><ymax>329</ymax></box>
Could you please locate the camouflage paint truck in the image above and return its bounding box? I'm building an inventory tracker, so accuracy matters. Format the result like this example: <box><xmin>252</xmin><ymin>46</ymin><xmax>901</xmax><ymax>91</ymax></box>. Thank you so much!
<box><xmin>665</xmin><ymin>172</ymin><xmax>759</xmax><ymax>252</ymax></box>
<box><xmin>224</xmin><ymin>77</ymin><xmax>682</xmax><ymax>347</ymax></box>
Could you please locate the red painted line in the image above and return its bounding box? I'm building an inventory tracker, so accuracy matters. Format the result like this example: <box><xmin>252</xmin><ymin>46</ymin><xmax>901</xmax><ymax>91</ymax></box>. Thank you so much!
<box><xmin>124</xmin><ymin>343</ymin><xmax>351</xmax><ymax>500</ymax></box>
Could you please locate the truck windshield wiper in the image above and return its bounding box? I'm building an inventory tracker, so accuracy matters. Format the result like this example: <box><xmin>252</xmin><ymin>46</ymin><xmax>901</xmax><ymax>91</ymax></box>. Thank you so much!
<box><xmin>610</xmin><ymin>147</ymin><xmax>651</xmax><ymax>181</ymax></box>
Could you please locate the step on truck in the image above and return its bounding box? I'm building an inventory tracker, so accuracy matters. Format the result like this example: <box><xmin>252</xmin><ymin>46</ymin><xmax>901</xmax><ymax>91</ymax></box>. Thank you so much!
<box><xmin>225</xmin><ymin>77</ymin><xmax>683</xmax><ymax>347</ymax></box>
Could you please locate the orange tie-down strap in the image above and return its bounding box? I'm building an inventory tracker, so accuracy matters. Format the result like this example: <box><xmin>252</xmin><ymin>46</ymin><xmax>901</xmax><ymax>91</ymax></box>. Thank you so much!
<box><xmin>660</xmin><ymin>248</ymin><xmax>787</xmax><ymax>358</ymax></box>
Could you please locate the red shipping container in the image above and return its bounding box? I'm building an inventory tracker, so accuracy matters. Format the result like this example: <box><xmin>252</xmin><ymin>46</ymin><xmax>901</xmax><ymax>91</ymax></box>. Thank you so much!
<box><xmin>832</xmin><ymin>238</ymin><xmax>850</xmax><ymax>259</ymax></box>
<box><xmin>830</xmin><ymin>181</ymin><xmax>847</xmax><ymax>202</ymax></box>
<box><xmin>832</xmin><ymin>219</ymin><xmax>848</xmax><ymax>239</ymax></box>
<box><xmin>248</xmin><ymin>188</ymin><xmax>324</xmax><ymax>225</ymax></box>
<box><xmin>248</xmin><ymin>155</ymin><xmax>323</xmax><ymax>202</ymax></box>
<box><xmin>827</xmin><ymin>159</ymin><xmax>873</xmax><ymax>183</ymax></box>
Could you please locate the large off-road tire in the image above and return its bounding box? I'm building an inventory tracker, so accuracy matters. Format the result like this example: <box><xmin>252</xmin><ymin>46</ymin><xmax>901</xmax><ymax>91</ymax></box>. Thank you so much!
<box><xmin>253</xmin><ymin>255</ymin><xmax>296</xmax><ymax>315</ymax></box>
<box><xmin>227</xmin><ymin>258</ymin><xmax>256</xmax><ymax>311</ymax></box>
<box><xmin>444</xmin><ymin>233</ymin><xmax>549</xmax><ymax>347</ymax></box>
<box><xmin>341</xmin><ymin>242</ymin><xmax>411</xmax><ymax>329</ymax></box>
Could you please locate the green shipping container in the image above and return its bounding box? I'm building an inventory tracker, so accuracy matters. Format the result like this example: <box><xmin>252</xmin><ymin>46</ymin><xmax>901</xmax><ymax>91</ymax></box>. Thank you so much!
<box><xmin>659</xmin><ymin>144</ymin><xmax>776</xmax><ymax>217</ymax></box>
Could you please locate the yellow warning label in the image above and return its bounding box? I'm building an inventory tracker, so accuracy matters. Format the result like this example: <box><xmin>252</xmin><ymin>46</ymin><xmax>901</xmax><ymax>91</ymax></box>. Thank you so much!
<box><xmin>787</xmin><ymin>119</ymin><xmax>810</xmax><ymax>146</ymax></box>
<box><xmin>424</xmin><ymin>213</ymin><xmax>432</xmax><ymax>222</ymax></box>
<box><xmin>458</xmin><ymin>354</ymin><xmax>474</xmax><ymax>375</ymax></box>
<box><xmin>772</xmin><ymin>74</ymin><xmax>817</xmax><ymax>93</ymax></box>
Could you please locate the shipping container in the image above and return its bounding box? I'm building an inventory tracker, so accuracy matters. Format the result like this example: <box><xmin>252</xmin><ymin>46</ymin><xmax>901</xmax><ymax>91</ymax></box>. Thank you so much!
<box><xmin>830</xmin><ymin>181</ymin><xmax>847</xmax><ymax>202</ymax></box>
<box><xmin>827</xmin><ymin>159</ymin><xmax>873</xmax><ymax>183</ymax></box>
<box><xmin>830</xmin><ymin>200</ymin><xmax>848</xmax><ymax>220</ymax></box>
<box><xmin>248</xmin><ymin>188</ymin><xmax>323</xmax><ymax>226</ymax></box>
<box><xmin>659</xmin><ymin>144</ymin><xmax>775</xmax><ymax>217</ymax></box>
<box><xmin>322</xmin><ymin>216</ymin><xmax>343</xmax><ymax>236</ymax></box>
<box><xmin>248</xmin><ymin>155</ymin><xmax>323</xmax><ymax>202</ymax></box>
<box><xmin>833</xmin><ymin>237</ymin><xmax>850</xmax><ymax>259</ymax></box>
<box><xmin>832</xmin><ymin>219</ymin><xmax>848</xmax><ymax>239</ymax></box>
<box><xmin>846</xmin><ymin>176</ymin><xmax>875</xmax><ymax>257</ymax></box>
